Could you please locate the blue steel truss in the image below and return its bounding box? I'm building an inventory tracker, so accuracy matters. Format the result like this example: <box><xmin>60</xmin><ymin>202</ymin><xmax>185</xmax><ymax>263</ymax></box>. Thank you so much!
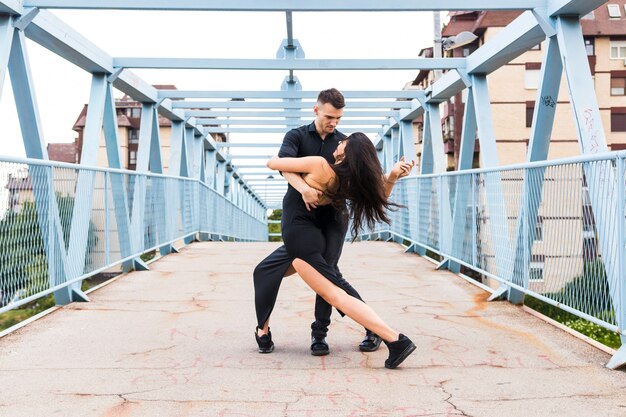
<box><xmin>0</xmin><ymin>0</ymin><xmax>624</xmax><ymax>368</ymax></box>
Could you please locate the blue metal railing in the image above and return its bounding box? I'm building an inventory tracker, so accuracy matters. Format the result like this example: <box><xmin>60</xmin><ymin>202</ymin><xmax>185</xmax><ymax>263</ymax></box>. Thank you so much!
<box><xmin>0</xmin><ymin>156</ymin><xmax>267</xmax><ymax>314</ymax></box>
<box><xmin>366</xmin><ymin>151</ymin><xmax>626</xmax><ymax>343</ymax></box>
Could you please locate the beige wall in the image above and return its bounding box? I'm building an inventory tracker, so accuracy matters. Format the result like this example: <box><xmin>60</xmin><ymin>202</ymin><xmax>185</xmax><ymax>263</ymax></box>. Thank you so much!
<box><xmin>480</xmin><ymin>28</ymin><xmax>626</xmax><ymax>165</ymax></box>
<box><xmin>96</xmin><ymin>125</ymin><xmax>172</xmax><ymax>173</ymax></box>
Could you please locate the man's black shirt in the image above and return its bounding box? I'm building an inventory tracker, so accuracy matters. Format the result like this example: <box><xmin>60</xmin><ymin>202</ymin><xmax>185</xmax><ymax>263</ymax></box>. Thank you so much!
<box><xmin>278</xmin><ymin>122</ymin><xmax>346</xmax><ymax>206</ymax></box>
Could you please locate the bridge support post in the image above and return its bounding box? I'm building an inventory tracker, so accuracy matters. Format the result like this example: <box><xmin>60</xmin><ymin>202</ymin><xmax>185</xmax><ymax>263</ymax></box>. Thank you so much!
<box><xmin>606</xmin><ymin>344</ymin><xmax>626</xmax><ymax>370</ymax></box>
<box><xmin>449</xmin><ymin>80</ymin><xmax>476</xmax><ymax>275</ymax></box>
<box><xmin>607</xmin><ymin>156</ymin><xmax>626</xmax><ymax>369</ymax></box>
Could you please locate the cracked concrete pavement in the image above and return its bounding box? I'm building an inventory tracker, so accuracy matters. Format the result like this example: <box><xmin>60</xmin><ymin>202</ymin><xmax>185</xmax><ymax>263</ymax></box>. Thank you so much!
<box><xmin>0</xmin><ymin>241</ymin><xmax>625</xmax><ymax>417</ymax></box>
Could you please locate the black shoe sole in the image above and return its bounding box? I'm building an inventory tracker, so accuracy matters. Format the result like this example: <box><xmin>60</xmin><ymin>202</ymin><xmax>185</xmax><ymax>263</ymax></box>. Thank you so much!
<box><xmin>311</xmin><ymin>348</ymin><xmax>329</xmax><ymax>356</ymax></box>
<box><xmin>385</xmin><ymin>342</ymin><xmax>416</xmax><ymax>369</ymax></box>
<box><xmin>258</xmin><ymin>344</ymin><xmax>274</xmax><ymax>354</ymax></box>
<box><xmin>359</xmin><ymin>337</ymin><xmax>383</xmax><ymax>352</ymax></box>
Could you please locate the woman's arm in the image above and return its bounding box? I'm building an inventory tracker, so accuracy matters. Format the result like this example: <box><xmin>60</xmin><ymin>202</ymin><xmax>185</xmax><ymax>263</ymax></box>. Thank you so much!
<box><xmin>267</xmin><ymin>156</ymin><xmax>327</xmax><ymax>175</ymax></box>
<box><xmin>384</xmin><ymin>157</ymin><xmax>415</xmax><ymax>198</ymax></box>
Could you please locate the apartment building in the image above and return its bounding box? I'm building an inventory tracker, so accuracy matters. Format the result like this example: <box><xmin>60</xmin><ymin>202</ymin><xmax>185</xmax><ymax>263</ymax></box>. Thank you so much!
<box><xmin>407</xmin><ymin>3</ymin><xmax>626</xmax><ymax>291</ymax></box>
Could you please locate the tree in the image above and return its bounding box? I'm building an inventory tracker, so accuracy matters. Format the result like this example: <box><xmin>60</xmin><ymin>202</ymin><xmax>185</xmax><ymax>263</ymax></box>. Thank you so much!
<box><xmin>268</xmin><ymin>209</ymin><xmax>282</xmax><ymax>242</ymax></box>
<box><xmin>0</xmin><ymin>195</ymin><xmax>98</xmax><ymax>307</ymax></box>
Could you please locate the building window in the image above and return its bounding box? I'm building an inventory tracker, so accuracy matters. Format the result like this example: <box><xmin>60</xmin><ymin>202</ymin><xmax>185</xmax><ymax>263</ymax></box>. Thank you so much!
<box><xmin>530</xmin><ymin>43</ymin><xmax>541</xmax><ymax>50</ymax></box>
<box><xmin>524</xmin><ymin>63</ymin><xmax>541</xmax><ymax>90</ymax></box>
<box><xmin>610</xmin><ymin>40</ymin><xmax>626</xmax><ymax>59</ymax></box>
<box><xmin>535</xmin><ymin>215</ymin><xmax>544</xmax><ymax>241</ymax></box>
<box><xmin>607</xmin><ymin>4</ymin><xmax>622</xmax><ymax>18</ymax></box>
<box><xmin>127</xmin><ymin>107</ymin><xmax>141</xmax><ymax>118</ymax></box>
<box><xmin>415</xmin><ymin>122</ymin><xmax>423</xmax><ymax>144</ymax></box>
<box><xmin>128</xmin><ymin>129</ymin><xmax>139</xmax><ymax>144</ymax></box>
<box><xmin>611</xmin><ymin>72</ymin><xmax>626</xmax><ymax>96</ymax></box>
<box><xmin>611</xmin><ymin>108</ymin><xmax>626</xmax><ymax>132</ymax></box>
<box><xmin>526</xmin><ymin>101</ymin><xmax>535</xmax><ymax>128</ymax></box>
<box><xmin>128</xmin><ymin>150</ymin><xmax>137</xmax><ymax>166</ymax></box>
<box><xmin>584</xmin><ymin>38</ymin><xmax>595</xmax><ymax>56</ymax></box>
<box><xmin>529</xmin><ymin>254</ymin><xmax>545</xmax><ymax>282</ymax></box>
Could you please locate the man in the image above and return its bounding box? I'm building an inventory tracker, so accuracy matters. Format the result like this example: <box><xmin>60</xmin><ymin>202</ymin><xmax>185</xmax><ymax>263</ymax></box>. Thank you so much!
<box><xmin>253</xmin><ymin>88</ymin><xmax>382</xmax><ymax>356</ymax></box>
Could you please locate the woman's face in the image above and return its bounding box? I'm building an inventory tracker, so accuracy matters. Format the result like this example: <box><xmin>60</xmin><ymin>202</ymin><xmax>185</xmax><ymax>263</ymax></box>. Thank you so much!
<box><xmin>333</xmin><ymin>139</ymin><xmax>348</xmax><ymax>161</ymax></box>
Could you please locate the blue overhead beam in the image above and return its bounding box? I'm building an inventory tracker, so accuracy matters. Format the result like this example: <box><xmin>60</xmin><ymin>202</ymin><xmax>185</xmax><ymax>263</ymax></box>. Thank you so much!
<box><xmin>159</xmin><ymin>90</ymin><xmax>426</xmax><ymax>99</ymax></box>
<box><xmin>196</xmin><ymin>118</ymin><xmax>388</xmax><ymax>126</ymax></box>
<box><xmin>467</xmin><ymin>11</ymin><xmax>546</xmax><ymax>74</ymax></box>
<box><xmin>174</xmin><ymin>101</ymin><xmax>413</xmax><ymax>109</ymax></box>
<box><xmin>185</xmin><ymin>110</ymin><xmax>401</xmax><ymax>118</ymax></box>
<box><xmin>24</xmin><ymin>0</ymin><xmax>543</xmax><ymax>11</ymax></box>
<box><xmin>0</xmin><ymin>0</ymin><xmax>22</xmax><ymax>14</ymax></box>
<box><xmin>204</xmin><ymin>127</ymin><xmax>381</xmax><ymax>134</ymax></box>
<box><xmin>114</xmin><ymin>58</ymin><xmax>465</xmax><ymax>71</ymax></box>
<box><xmin>548</xmin><ymin>0</ymin><xmax>609</xmax><ymax>16</ymax></box>
<box><xmin>429</xmin><ymin>11</ymin><xmax>546</xmax><ymax>102</ymax></box>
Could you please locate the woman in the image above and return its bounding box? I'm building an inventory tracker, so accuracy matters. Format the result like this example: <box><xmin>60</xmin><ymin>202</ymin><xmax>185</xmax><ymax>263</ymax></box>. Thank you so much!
<box><xmin>260</xmin><ymin>132</ymin><xmax>416</xmax><ymax>369</ymax></box>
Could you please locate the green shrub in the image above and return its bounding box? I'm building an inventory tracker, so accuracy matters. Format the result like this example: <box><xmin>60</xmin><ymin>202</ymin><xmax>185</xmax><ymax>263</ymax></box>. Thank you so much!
<box><xmin>525</xmin><ymin>296</ymin><xmax>621</xmax><ymax>349</ymax></box>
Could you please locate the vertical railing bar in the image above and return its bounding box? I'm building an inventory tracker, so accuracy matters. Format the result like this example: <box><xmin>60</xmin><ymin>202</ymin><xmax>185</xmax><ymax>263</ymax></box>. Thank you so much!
<box><xmin>104</xmin><ymin>171</ymin><xmax>110</xmax><ymax>266</ymax></box>
<box><xmin>615</xmin><ymin>157</ymin><xmax>626</xmax><ymax>334</ymax></box>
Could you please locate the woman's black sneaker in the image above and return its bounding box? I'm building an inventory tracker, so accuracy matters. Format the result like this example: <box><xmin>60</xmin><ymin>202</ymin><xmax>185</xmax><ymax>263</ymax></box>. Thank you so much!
<box><xmin>384</xmin><ymin>334</ymin><xmax>415</xmax><ymax>369</ymax></box>
<box><xmin>255</xmin><ymin>327</ymin><xmax>274</xmax><ymax>353</ymax></box>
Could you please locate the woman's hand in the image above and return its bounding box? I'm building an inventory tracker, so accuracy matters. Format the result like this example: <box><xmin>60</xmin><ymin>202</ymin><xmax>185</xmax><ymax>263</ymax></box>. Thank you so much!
<box><xmin>389</xmin><ymin>157</ymin><xmax>415</xmax><ymax>181</ymax></box>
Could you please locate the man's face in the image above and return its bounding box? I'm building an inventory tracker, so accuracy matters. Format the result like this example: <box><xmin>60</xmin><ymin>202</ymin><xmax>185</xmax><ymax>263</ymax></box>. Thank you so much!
<box><xmin>314</xmin><ymin>102</ymin><xmax>343</xmax><ymax>136</ymax></box>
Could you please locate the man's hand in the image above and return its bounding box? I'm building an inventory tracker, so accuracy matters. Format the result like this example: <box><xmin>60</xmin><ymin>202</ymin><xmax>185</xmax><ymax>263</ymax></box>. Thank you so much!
<box><xmin>302</xmin><ymin>185</ymin><xmax>323</xmax><ymax>211</ymax></box>
<box><xmin>282</xmin><ymin>171</ymin><xmax>322</xmax><ymax>211</ymax></box>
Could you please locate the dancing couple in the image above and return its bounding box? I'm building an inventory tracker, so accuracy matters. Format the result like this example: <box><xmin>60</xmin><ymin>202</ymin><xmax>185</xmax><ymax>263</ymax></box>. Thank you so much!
<box><xmin>253</xmin><ymin>88</ymin><xmax>416</xmax><ymax>369</ymax></box>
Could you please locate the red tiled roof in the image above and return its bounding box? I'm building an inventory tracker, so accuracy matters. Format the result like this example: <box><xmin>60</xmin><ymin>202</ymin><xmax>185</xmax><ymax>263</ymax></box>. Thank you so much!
<box><xmin>6</xmin><ymin>175</ymin><xmax>32</xmax><ymax>191</ymax></box>
<box><xmin>473</xmin><ymin>11</ymin><xmax>522</xmax><ymax>31</ymax></box>
<box><xmin>72</xmin><ymin>104</ymin><xmax>87</xmax><ymax>132</ymax></box>
<box><xmin>117</xmin><ymin>114</ymin><xmax>132</xmax><ymax>128</ymax></box>
<box><xmin>442</xmin><ymin>11</ymin><xmax>480</xmax><ymax>37</ymax></box>
<box><xmin>47</xmin><ymin>143</ymin><xmax>77</xmax><ymax>163</ymax></box>
<box><xmin>442</xmin><ymin>2</ymin><xmax>626</xmax><ymax>38</ymax></box>
<box><xmin>581</xmin><ymin>0</ymin><xmax>626</xmax><ymax>36</ymax></box>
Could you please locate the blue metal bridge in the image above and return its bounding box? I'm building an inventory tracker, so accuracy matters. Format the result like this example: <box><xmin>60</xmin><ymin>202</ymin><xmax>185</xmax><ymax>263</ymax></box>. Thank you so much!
<box><xmin>1</xmin><ymin>2</ymin><xmax>626</xmax><ymax>411</ymax></box>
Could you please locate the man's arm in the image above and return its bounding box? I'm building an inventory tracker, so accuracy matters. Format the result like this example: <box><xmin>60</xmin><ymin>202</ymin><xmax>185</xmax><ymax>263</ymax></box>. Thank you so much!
<box><xmin>276</xmin><ymin>130</ymin><xmax>322</xmax><ymax>211</ymax></box>
<box><xmin>283</xmin><ymin>172</ymin><xmax>323</xmax><ymax>211</ymax></box>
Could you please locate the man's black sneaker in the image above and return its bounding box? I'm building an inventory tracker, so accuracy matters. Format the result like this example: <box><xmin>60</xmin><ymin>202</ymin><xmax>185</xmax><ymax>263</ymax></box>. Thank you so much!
<box><xmin>359</xmin><ymin>332</ymin><xmax>383</xmax><ymax>352</ymax></box>
<box><xmin>310</xmin><ymin>336</ymin><xmax>330</xmax><ymax>356</ymax></box>
<box><xmin>384</xmin><ymin>334</ymin><xmax>416</xmax><ymax>369</ymax></box>
<box><xmin>255</xmin><ymin>327</ymin><xmax>274</xmax><ymax>353</ymax></box>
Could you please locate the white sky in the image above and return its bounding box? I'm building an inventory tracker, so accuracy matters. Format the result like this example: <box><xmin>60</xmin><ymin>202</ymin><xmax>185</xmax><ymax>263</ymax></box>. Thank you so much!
<box><xmin>0</xmin><ymin>10</ymin><xmax>442</xmax><ymax>159</ymax></box>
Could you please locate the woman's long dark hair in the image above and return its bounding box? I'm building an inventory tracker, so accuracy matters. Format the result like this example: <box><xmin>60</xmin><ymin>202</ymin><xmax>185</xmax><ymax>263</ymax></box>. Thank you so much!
<box><xmin>327</xmin><ymin>132</ymin><xmax>396</xmax><ymax>240</ymax></box>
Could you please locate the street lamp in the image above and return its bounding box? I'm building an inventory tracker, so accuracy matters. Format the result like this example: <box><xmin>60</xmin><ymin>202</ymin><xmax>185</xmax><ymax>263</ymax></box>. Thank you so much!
<box><xmin>442</xmin><ymin>31</ymin><xmax>479</xmax><ymax>51</ymax></box>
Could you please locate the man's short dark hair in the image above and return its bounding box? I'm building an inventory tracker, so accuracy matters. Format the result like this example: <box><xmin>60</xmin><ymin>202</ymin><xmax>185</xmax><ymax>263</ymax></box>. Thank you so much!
<box><xmin>317</xmin><ymin>88</ymin><xmax>345</xmax><ymax>109</ymax></box>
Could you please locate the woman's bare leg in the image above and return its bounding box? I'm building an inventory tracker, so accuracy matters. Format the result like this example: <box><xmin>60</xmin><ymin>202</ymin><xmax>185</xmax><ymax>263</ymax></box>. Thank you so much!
<box><xmin>257</xmin><ymin>321</ymin><xmax>270</xmax><ymax>336</ymax></box>
<box><xmin>292</xmin><ymin>258</ymin><xmax>400</xmax><ymax>342</ymax></box>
